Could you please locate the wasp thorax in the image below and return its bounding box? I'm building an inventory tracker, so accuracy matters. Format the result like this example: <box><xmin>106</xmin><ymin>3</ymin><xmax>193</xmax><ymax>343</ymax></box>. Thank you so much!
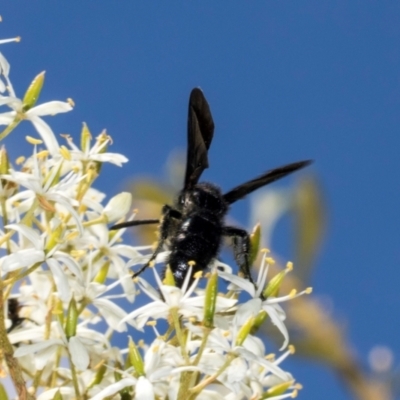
<box><xmin>179</xmin><ymin>182</ymin><xmax>227</xmax><ymax>216</ymax></box>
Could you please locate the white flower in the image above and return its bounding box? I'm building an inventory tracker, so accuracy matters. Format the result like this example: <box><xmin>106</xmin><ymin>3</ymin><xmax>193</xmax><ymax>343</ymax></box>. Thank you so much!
<box><xmin>1</xmin><ymin>224</ymin><xmax>83</xmax><ymax>301</ymax></box>
<box><xmin>73</xmin><ymin>220</ymin><xmax>147</xmax><ymax>300</ymax></box>
<box><xmin>0</xmin><ymin>83</ymin><xmax>72</xmax><ymax>154</ymax></box>
<box><xmin>74</xmin><ymin>277</ymin><xmax>136</xmax><ymax>332</ymax></box>
<box><xmin>119</xmin><ymin>267</ymin><xmax>237</xmax><ymax>330</ymax></box>
<box><xmin>218</xmin><ymin>254</ymin><xmax>309</xmax><ymax>350</ymax></box>
<box><xmin>13</xmin><ymin>321</ymin><xmax>110</xmax><ymax>372</ymax></box>
<box><xmin>4</xmin><ymin>153</ymin><xmax>84</xmax><ymax>232</ymax></box>
<box><xmin>63</xmin><ymin>131</ymin><xmax>128</xmax><ymax>168</ymax></box>
<box><xmin>90</xmin><ymin>338</ymin><xmax>184</xmax><ymax>400</ymax></box>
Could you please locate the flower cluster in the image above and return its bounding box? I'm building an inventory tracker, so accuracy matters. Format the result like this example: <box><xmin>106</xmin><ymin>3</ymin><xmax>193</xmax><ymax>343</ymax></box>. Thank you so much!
<box><xmin>0</xmin><ymin>35</ymin><xmax>310</xmax><ymax>400</ymax></box>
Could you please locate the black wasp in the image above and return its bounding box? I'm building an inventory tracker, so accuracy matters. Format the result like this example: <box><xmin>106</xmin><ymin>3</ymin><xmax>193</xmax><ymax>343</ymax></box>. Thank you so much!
<box><xmin>111</xmin><ymin>89</ymin><xmax>312</xmax><ymax>288</ymax></box>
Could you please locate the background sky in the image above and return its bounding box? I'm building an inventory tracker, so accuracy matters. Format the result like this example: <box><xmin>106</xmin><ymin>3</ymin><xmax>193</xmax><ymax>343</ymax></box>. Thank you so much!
<box><xmin>1</xmin><ymin>2</ymin><xmax>400</xmax><ymax>399</ymax></box>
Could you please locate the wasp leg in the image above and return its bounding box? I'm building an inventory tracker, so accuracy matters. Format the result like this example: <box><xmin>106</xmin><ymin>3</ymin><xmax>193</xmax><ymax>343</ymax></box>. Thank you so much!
<box><xmin>110</xmin><ymin>218</ymin><xmax>160</xmax><ymax>230</ymax></box>
<box><xmin>132</xmin><ymin>205</ymin><xmax>181</xmax><ymax>279</ymax></box>
<box><xmin>222</xmin><ymin>226</ymin><xmax>255</xmax><ymax>285</ymax></box>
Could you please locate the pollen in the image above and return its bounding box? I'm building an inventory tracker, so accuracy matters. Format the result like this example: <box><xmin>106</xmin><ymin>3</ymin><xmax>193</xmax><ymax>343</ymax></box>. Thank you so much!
<box><xmin>294</xmin><ymin>383</ymin><xmax>303</xmax><ymax>390</ymax></box>
<box><xmin>289</xmin><ymin>289</ymin><xmax>297</xmax><ymax>298</ymax></box>
<box><xmin>288</xmin><ymin>345</ymin><xmax>295</xmax><ymax>354</ymax></box>
<box><xmin>146</xmin><ymin>320</ymin><xmax>157</xmax><ymax>327</ymax></box>
<box><xmin>188</xmin><ymin>260</ymin><xmax>196</xmax><ymax>267</ymax></box>
<box><xmin>286</xmin><ymin>261</ymin><xmax>293</xmax><ymax>271</ymax></box>
<box><xmin>266</xmin><ymin>257</ymin><xmax>275</xmax><ymax>265</ymax></box>
<box><xmin>70</xmin><ymin>249</ymin><xmax>86</xmax><ymax>258</ymax></box>
<box><xmin>25</xmin><ymin>136</ymin><xmax>43</xmax><ymax>145</ymax></box>
<box><xmin>305</xmin><ymin>287</ymin><xmax>313</xmax><ymax>294</ymax></box>
<box><xmin>194</xmin><ymin>271</ymin><xmax>203</xmax><ymax>280</ymax></box>
<box><xmin>261</xmin><ymin>248</ymin><xmax>270</xmax><ymax>254</ymax></box>
<box><xmin>265</xmin><ymin>353</ymin><xmax>275</xmax><ymax>361</ymax></box>
<box><xmin>67</xmin><ymin>98</ymin><xmax>75</xmax><ymax>107</ymax></box>
<box><xmin>15</xmin><ymin>156</ymin><xmax>25</xmax><ymax>165</ymax></box>
<box><xmin>36</xmin><ymin>150</ymin><xmax>49</xmax><ymax>159</ymax></box>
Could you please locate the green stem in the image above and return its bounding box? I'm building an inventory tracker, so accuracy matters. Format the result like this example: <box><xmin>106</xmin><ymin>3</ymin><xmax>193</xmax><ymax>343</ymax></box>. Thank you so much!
<box><xmin>2</xmin><ymin>262</ymin><xmax>43</xmax><ymax>287</ymax></box>
<box><xmin>170</xmin><ymin>307</ymin><xmax>189</xmax><ymax>363</ymax></box>
<box><xmin>1</xmin><ymin>196</ymin><xmax>11</xmax><ymax>255</ymax></box>
<box><xmin>192</xmin><ymin>329</ymin><xmax>210</xmax><ymax>366</ymax></box>
<box><xmin>0</xmin><ymin>117</ymin><xmax>22</xmax><ymax>141</ymax></box>
<box><xmin>189</xmin><ymin>354</ymin><xmax>235</xmax><ymax>397</ymax></box>
<box><xmin>69</xmin><ymin>352</ymin><xmax>82</xmax><ymax>400</ymax></box>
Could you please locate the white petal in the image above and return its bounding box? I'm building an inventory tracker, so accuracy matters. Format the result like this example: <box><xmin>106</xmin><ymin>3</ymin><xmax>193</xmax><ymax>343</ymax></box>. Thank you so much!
<box><xmin>37</xmin><ymin>387</ymin><xmax>75</xmax><ymax>400</ymax></box>
<box><xmin>27</xmin><ymin>101</ymin><xmax>72</xmax><ymax>117</ymax></box>
<box><xmin>46</xmin><ymin>193</ymin><xmax>83</xmax><ymax>234</ymax></box>
<box><xmin>1</xmin><ymin>248</ymin><xmax>45</xmax><ymax>271</ymax></box>
<box><xmin>93</xmin><ymin>298</ymin><xmax>128</xmax><ymax>332</ymax></box>
<box><xmin>103</xmin><ymin>192</ymin><xmax>132</xmax><ymax>222</ymax></box>
<box><xmin>28</xmin><ymin>115</ymin><xmax>60</xmax><ymax>154</ymax></box>
<box><xmin>47</xmin><ymin>258</ymin><xmax>71</xmax><ymax>301</ymax></box>
<box><xmin>53</xmin><ymin>252</ymin><xmax>83</xmax><ymax>282</ymax></box>
<box><xmin>264</xmin><ymin>304</ymin><xmax>289</xmax><ymax>350</ymax></box>
<box><xmin>14</xmin><ymin>338</ymin><xmax>62</xmax><ymax>358</ymax></box>
<box><xmin>234</xmin><ymin>298</ymin><xmax>262</xmax><ymax>327</ymax></box>
<box><xmin>0</xmin><ymin>51</ymin><xmax>11</xmax><ymax>76</ymax></box>
<box><xmin>0</xmin><ymin>96</ymin><xmax>20</xmax><ymax>107</ymax></box>
<box><xmin>135</xmin><ymin>376</ymin><xmax>154</xmax><ymax>400</ymax></box>
<box><xmin>6</xmin><ymin>223</ymin><xmax>43</xmax><ymax>249</ymax></box>
<box><xmin>35</xmin><ymin>343</ymin><xmax>62</xmax><ymax>370</ymax></box>
<box><xmin>68</xmin><ymin>336</ymin><xmax>90</xmax><ymax>370</ymax></box>
<box><xmin>111</xmin><ymin>244</ymin><xmax>143</xmax><ymax>259</ymax></box>
<box><xmin>90</xmin><ymin>378</ymin><xmax>136</xmax><ymax>400</ymax></box>
<box><xmin>0</xmin><ymin>110</ymin><xmax>16</xmax><ymax>125</ymax></box>
<box><xmin>218</xmin><ymin>270</ymin><xmax>255</xmax><ymax>296</ymax></box>
<box><xmin>90</xmin><ymin>152</ymin><xmax>128</xmax><ymax>166</ymax></box>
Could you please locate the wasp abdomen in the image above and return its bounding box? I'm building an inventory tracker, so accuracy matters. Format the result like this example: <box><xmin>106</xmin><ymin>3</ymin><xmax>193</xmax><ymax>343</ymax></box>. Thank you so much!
<box><xmin>168</xmin><ymin>212</ymin><xmax>223</xmax><ymax>287</ymax></box>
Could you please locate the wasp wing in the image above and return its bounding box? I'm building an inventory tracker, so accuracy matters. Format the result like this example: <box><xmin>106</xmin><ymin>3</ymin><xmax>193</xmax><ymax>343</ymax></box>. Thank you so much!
<box><xmin>223</xmin><ymin>160</ymin><xmax>312</xmax><ymax>204</ymax></box>
<box><xmin>184</xmin><ymin>88</ymin><xmax>215</xmax><ymax>189</ymax></box>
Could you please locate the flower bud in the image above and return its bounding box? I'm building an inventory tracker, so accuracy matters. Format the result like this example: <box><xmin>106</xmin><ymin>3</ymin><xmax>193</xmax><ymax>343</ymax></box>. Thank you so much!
<box><xmin>163</xmin><ymin>265</ymin><xmax>176</xmax><ymax>286</ymax></box>
<box><xmin>80</xmin><ymin>123</ymin><xmax>91</xmax><ymax>152</ymax></box>
<box><xmin>263</xmin><ymin>268</ymin><xmax>287</xmax><ymax>299</ymax></box>
<box><xmin>235</xmin><ymin>316</ymin><xmax>256</xmax><ymax>346</ymax></box>
<box><xmin>203</xmin><ymin>271</ymin><xmax>218</xmax><ymax>328</ymax></box>
<box><xmin>249</xmin><ymin>223</ymin><xmax>261</xmax><ymax>266</ymax></box>
<box><xmin>103</xmin><ymin>192</ymin><xmax>132</xmax><ymax>223</ymax></box>
<box><xmin>264</xmin><ymin>381</ymin><xmax>294</xmax><ymax>397</ymax></box>
<box><xmin>128</xmin><ymin>337</ymin><xmax>145</xmax><ymax>377</ymax></box>
<box><xmin>65</xmin><ymin>297</ymin><xmax>78</xmax><ymax>339</ymax></box>
<box><xmin>22</xmin><ymin>71</ymin><xmax>45</xmax><ymax>110</ymax></box>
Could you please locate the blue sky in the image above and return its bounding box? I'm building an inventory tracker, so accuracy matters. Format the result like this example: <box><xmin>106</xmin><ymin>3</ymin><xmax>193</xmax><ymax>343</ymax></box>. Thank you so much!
<box><xmin>1</xmin><ymin>2</ymin><xmax>400</xmax><ymax>399</ymax></box>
